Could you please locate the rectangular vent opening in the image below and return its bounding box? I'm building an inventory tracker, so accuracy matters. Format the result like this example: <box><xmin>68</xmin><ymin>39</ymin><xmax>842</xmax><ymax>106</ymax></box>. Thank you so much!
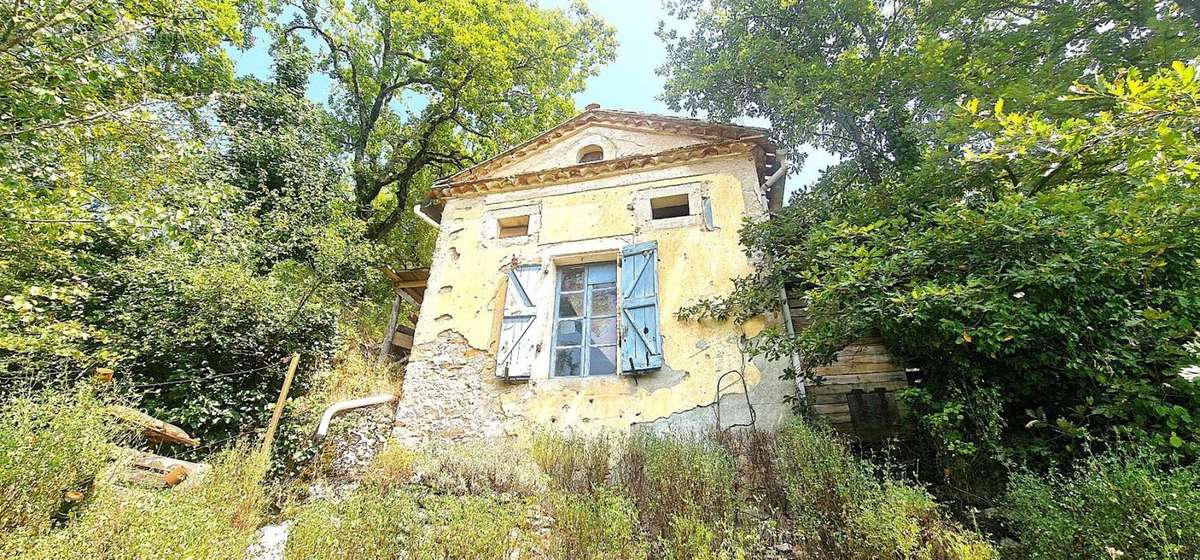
<box><xmin>497</xmin><ymin>215</ymin><xmax>530</xmax><ymax>238</ymax></box>
<box><xmin>650</xmin><ymin>194</ymin><xmax>690</xmax><ymax>220</ymax></box>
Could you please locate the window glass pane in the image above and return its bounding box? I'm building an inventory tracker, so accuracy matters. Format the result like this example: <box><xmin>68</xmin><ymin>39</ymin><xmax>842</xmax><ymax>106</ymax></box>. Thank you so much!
<box><xmin>558</xmin><ymin>292</ymin><xmax>584</xmax><ymax>318</ymax></box>
<box><xmin>588</xmin><ymin>346</ymin><xmax>617</xmax><ymax>375</ymax></box>
<box><xmin>555</xmin><ymin>348</ymin><xmax>582</xmax><ymax>376</ymax></box>
<box><xmin>587</xmin><ymin>263</ymin><xmax>617</xmax><ymax>285</ymax></box>
<box><xmin>560</xmin><ymin>267</ymin><xmax>584</xmax><ymax>291</ymax></box>
<box><xmin>591</xmin><ymin>287</ymin><xmax>617</xmax><ymax>316</ymax></box>
<box><xmin>556</xmin><ymin>319</ymin><xmax>583</xmax><ymax>346</ymax></box>
<box><xmin>589</xmin><ymin>317</ymin><xmax>617</xmax><ymax>345</ymax></box>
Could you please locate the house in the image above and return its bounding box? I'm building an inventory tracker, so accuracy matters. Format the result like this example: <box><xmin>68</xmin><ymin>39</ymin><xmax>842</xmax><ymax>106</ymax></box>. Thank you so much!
<box><xmin>389</xmin><ymin>105</ymin><xmax>906</xmax><ymax>443</ymax></box>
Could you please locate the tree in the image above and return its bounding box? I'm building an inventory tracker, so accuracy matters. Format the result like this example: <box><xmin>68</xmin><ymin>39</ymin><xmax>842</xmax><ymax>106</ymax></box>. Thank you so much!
<box><xmin>0</xmin><ymin>0</ymin><xmax>244</xmax><ymax>141</ymax></box>
<box><xmin>680</xmin><ymin>65</ymin><xmax>1200</xmax><ymax>493</ymax></box>
<box><xmin>277</xmin><ymin>0</ymin><xmax>616</xmax><ymax>241</ymax></box>
<box><xmin>658</xmin><ymin>0</ymin><xmax>1200</xmax><ymax>182</ymax></box>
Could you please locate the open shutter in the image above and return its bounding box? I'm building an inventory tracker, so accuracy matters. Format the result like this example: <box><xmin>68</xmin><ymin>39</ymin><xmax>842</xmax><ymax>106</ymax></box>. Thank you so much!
<box><xmin>620</xmin><ymin>241</ymin><xmax>663</xmax><ymax>373</ymax></box>
<box><xmin>496</xmin><ymin>264</ymin><xmax>545</xmax><ymax>379</ymax></box>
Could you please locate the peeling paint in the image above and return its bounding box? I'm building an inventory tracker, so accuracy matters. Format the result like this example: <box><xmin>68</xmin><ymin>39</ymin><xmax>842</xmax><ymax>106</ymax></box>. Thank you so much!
<box><xmin>394</xmin><ymin>125</ymin><xmax>793</xmax><ymax>441</ymax></box>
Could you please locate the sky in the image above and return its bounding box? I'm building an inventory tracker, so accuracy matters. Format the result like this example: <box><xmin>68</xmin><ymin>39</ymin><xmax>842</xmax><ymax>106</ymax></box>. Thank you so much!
<box><xmin>230</xmin><ymin>0</ymin><xmax>837</xmax><ymax>195</ymax></box>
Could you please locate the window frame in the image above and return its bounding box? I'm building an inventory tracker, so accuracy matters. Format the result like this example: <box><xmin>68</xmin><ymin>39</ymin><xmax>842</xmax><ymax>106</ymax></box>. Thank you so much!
<box><xmin>550</xmin><ymin>261</ymin><xmax>620</xmax><ymax>378</ymax></box>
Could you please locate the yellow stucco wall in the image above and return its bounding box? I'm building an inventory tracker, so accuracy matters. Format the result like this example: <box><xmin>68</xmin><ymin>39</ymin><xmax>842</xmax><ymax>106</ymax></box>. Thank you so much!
<box><xmin>397</xmin><ymin>145</ymin><xmax>789</xmax><ymax>437</ymax></box>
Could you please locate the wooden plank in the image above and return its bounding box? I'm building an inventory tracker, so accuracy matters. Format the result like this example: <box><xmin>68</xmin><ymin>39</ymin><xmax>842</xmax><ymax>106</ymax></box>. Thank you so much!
<box><xmin>259</xmin><ymin>354</ymin><xmax>299</xmax><ymax>463</ymax></box>
<box><xmin>378</xmin><ymin>292</ymin><xmax>403</xmax><ymax>361</ymax></box>
<box><xmin>808</xmin><ymin>392</ymin><xmax>852</xmax><ymax>405</ymax></box>
<box><xmin>391</xmin><ymin>331</ymin><xmax>414</xmax><ymax>350</ymax></box>
<box><xmin>815</xmin><ymin>362</ymin><xmax>906</xmax><ymax>376</ymax></box>
<box><xmin>106</xmin><ymin>405</ymin><xmax>199</xmax><ymax>447</ymax></box>
<box><xmin>811</xmin><ymin>403</ymin><xmax>849</xmax><ymax>415</ymax></box>
<box><xmin>811</xmin><ymin>371</ymin><xmax>907</xmax><ymax>386</ymax></box>
<box><xmin>807</xmin><ymin>379</ymin><xmax>909</xmax><ymax>394</ymax></box>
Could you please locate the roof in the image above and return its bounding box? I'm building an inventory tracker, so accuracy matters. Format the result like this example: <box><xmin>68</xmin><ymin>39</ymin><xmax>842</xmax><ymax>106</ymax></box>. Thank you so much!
<box><xmin>424</xmin><ymin>106</ymin><xmax>786</xmax><ymax>211</ymax></box>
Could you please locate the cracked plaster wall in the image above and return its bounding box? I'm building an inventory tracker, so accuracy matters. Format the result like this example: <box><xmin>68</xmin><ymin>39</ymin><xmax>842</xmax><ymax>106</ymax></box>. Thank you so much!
<box><xmin>393</xmin><ymin>130</ymin><xmax>793</xmax><ymax>444</ymax></box>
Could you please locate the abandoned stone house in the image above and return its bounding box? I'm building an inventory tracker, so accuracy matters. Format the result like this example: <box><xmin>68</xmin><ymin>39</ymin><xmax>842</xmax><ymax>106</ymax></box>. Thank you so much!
<box><xmin>385</xmin><ymin>106</ymin><xmax>906</xmax><ymax>444</ymax></box>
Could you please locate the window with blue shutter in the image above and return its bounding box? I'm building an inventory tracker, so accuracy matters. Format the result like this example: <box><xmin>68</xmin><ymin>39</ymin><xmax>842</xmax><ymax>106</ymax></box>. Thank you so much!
<box><xmin>620</xmin><ymin>241</ymin><xmax>663</xmax><ymax>373</ymax></box>
<box><xmin>551</xmin><ymin>262</ymin><xmax>619</xmax><ymax>377</ymax></box>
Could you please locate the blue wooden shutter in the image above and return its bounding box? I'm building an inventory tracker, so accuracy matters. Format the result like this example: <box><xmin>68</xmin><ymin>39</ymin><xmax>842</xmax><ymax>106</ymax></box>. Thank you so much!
<box><xmin>620</xmin><ymin>241</ymin><xmax>663</xmax><ymax>373</ymax></box>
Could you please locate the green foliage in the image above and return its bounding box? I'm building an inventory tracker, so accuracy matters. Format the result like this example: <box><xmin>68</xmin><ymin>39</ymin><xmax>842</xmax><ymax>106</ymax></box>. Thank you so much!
<box><xmin>0</xmin><ymin>387</ymin><xmax>126</xmax><ymax>542</ymax></box>
<box><xmin>19</xmin><ymin>447</ymin><xmax>268</xmax><ymax>560</ymax></box>
<box><xmin>286</xmin><ymin>488</ymin><xmax>532</xmax><ymax>560</ymax></box>
<box><xmin>544</xmin><ymin>490</ymin><xmax>647</xmax><ymax>560</ymax></box>
<box><xmin>0</xmin><ymin>0</ymin><xmax>243</xmax><ymax>142</ymax></box>
<box><xmin>1004</xmin><ymin>447</ymin><xmax>1200</xmax><ymax>559</ymax></box>
<box><xmin>613</xmin><ymin>431</ymin><xmax>741</xmax><ymax>544</ymax></box>
<box><xmin>285</xmin><ymin>486</ymin><xmax>420</xmax><ymax>560</ymax></box>
<box><xmin>680</xmin><ymin>65</ymin><xmax>1200</xmax><ymax>485</ymax></box>
<box><xmin>361</xmin><ymin>440</ymin><xmax>418</xmax><ymax>491</ymax></box>
<box><xmin>774</xmin><ymin>421</ymin><xmax>996</xmax><ymax>559</ymax></box>
<box><xmin>532</xmin><ymin>429</ymin><xmax>614</xmax><ymax>493</ymax></box>
<box><xmin>660</xmin><ymin>0</ymin><xmax>1200</xmax><ymax>181</ymax></box>
<box><xmin>414</xmin><ymin>438</ymin><xmax>549</xmax><ymax>496</ymax></box>
<box><xmin>276</xmin><ymin>0</ymin><xmax>617</xmax><ymax>241</ymax></box>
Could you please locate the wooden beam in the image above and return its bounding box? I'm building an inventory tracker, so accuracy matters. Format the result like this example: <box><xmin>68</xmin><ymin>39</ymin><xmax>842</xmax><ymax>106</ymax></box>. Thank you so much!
<box><xmin>379</xmin><ymin>292</ymin><xmax>403</xmax><ymax>361</ymax></box>
<box><xmin>259</xmin><ymin>354</ymin><xmax>299</xmax><ymax>464</ymax></box>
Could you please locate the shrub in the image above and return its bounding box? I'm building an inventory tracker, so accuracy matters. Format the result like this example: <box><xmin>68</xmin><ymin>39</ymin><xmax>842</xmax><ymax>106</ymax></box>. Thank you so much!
<box><xmin>0</xmin><ymin>387</ymin><xmax>126</xmax><ymax>542</ymax></box>
<box><xmin>613</xmin><ymin>431</ymin><xmax>741</xmax><ymax>540</ymax></box>
<box><xmin>9</xmin><ymin>445</ymin><xmax>268</xmax><ymax>559</ymax></box>
<box><xmin>361</xmin><ymin>440</ymin><xmax>418</xmax><ymax>491</ymax></box>
<box><xmin>1004</xmin><ymin>447</ymin><xmax>1200</xmax><ymax>559</ymax></box>
<box><xmin>532</xmin><ymin>429</ymin><xmax>614</xmax><ymax>493</ymax></box>
<box><xmin>660</xmin><ymin>513</ymin><xmax>759</xmax><ymax>560</ymax></box>
<box><xmin>543</xmin><ymin>489</ymin><xmax>647</xmax><ymax>560</ymax></box>
<box><xmin>288</xmin><ymin>487</ymin><xmax>532</xmax><ymax>560</ymax></box>
<box><xmin>774</xmin><ymin>420</ymin><xmax>996</xmax><ymax>559</ymax></box>
<box><xmin>415</xmin><ymin>438</ymin><xmax>548</xmax><ymax>496</ymax></box>
<box><xmin>285</xmin><ymin>486</ymin><xmax>419</xmax><ymax>560</ymax></box>
<box><xmin>415</xmin><ymin>494</ymin><xmax>533</xmax><ymax>560</ymax></box>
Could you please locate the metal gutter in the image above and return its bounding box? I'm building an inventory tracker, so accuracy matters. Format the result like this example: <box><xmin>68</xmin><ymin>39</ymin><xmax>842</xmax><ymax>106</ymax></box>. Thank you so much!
<box><xmin>413</xmin><ymin>203</ymin><xmax>440</xmax><ymax>230</ymax></box>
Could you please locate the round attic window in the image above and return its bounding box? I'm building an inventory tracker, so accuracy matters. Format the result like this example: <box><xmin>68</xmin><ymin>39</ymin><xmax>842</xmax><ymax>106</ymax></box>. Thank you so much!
<box><xmin>577</xmin><ymin>145</ymin><xmax>604</xmax><ymax>163</ymax></box>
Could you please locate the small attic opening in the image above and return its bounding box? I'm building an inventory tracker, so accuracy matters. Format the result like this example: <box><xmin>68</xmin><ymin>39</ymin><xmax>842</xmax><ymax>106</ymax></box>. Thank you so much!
<box><xmin>497</xmin><ymin>215</ymin><xmax>530</xmax><ymax>238</ymax></box>
<box><xmin>577</xmin><ymin>145</ymin><xmax>604</xmax><ymax>163</ymax></box>
<box><xmin>650</xmin><ymin>194</ymin><xmax>690</xmax><ymax>219</ymax></box>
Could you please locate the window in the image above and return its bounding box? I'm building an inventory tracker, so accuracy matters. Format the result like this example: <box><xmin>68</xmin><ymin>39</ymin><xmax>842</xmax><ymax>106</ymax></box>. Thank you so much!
<box><xmin>497</xmin><ymin>214</ymin><xmax>530</xmax><ymax>238</ymax></box>
<box><xmin>552</xmin><ymin>262</ymin><xmax>619</xmax><ymax>376</ymax></box>
<box><xmin>649</xmin><ymin>193</ymin><xmax>690</xmax><ymax>219</ymax></box>
<box><xmin>577</xmin><ymin>145</ymin><xmax>604</xmax><ymax>163</ymax></box>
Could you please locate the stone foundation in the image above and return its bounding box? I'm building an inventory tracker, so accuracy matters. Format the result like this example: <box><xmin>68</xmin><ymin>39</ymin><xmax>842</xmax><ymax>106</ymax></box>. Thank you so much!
<box><xmin>391</xmin><ymin>331</ymin><xmax>509</xmax><ymax>446</ymax></box>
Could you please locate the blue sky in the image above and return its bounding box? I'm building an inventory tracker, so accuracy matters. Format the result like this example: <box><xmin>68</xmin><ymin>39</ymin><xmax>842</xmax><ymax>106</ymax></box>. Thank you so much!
<box><xmin>230</xmin><ymin>1</ymin><xmax>836</xmax><ymax>194</ymax></box>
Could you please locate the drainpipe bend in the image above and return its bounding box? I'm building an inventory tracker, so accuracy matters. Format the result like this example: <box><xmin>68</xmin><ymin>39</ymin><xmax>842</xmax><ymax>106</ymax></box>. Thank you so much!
<box><xmin>315</xmin><ymin>394</ymin><xmax>398</xmax><ymax>441</ymax></box>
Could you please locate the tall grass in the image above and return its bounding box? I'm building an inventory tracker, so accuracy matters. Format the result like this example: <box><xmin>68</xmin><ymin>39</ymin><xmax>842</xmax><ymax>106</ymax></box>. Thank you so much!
<box><xmin>1005</xmin><ymin>448</ymin><xmax>1200</xmax><ymax>559</ymax></box>
<box><xmin>0</xmin><ymin>387</ymin><xmax>126</xmax><ymax>548</ymax></box>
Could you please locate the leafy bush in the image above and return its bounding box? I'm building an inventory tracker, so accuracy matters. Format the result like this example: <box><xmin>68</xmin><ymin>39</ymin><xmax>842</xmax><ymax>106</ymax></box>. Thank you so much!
<box><xmin>677</xmin><ymin>64</ymin><xmax>1200</xmax><ymax>486</ymax></box>
<box><xmin>544</xmin><ymin>489</ymin><xmax>647</xmax><ymax>560</ymax></box>
<box><xmin>8</xmin><ymin>446</ymin><xmax>267</xmax><ymax>560</ymax></box>
<box><xmin>1005</xmin><ymin>447</ymin><xmax>1200</xmax><ymax>559</ymax></box>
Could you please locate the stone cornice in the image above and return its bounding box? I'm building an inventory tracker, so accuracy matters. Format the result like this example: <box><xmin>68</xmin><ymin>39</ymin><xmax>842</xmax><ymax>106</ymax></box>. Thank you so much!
<box><xmin>440</xmin><ymin>109</ymin><xmax>769</xmax><ymax>185</ymax></box>
<box><xmin>429</xmin><ymin>140</ymin><xmax>761</xmax><ymax>200</ymax></box>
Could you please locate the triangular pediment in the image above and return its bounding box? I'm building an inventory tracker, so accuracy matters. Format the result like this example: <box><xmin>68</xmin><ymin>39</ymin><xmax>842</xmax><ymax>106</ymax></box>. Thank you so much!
<box><xmin>440</xmin><ymin>109</ymin><xmax>769</xmax><ymax>185</ymax></box>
